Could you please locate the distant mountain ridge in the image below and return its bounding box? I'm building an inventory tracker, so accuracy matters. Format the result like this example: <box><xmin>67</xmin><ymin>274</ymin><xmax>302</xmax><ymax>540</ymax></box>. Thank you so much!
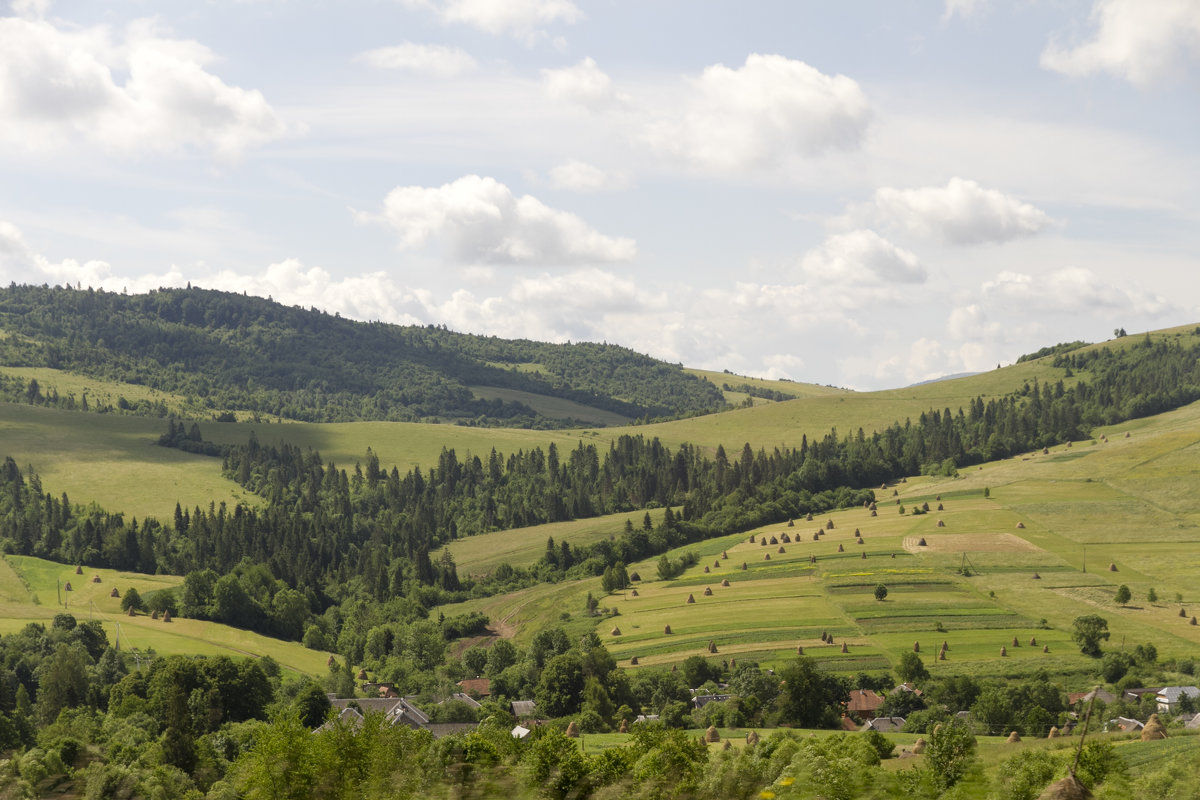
<box><xmin>0</xmin><ymin>284</ymin><xmax>725</xmax><ymax>426</ymax></box>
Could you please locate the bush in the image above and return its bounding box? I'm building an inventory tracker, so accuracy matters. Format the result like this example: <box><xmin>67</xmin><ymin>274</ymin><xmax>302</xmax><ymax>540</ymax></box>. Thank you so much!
<box><xmin>862</xmin><ymin>728</ymin><xmax>894</xmax><ymax>760</ymax></box>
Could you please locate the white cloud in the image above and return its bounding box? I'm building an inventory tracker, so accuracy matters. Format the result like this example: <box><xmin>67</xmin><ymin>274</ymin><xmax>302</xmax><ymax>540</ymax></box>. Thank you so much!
<box><xmin>981</xmin><ymin>267</ymin><xmax>1171</xmax><ymax>315</ymax></box>
<box><xmin>642</xmin><ymin>54</ymin><xmax>871</xmax><ymax>171</ymax></box>
<box><xmin>402</xmin><ymin>0</ymin><xmax>582</xmax><ymax>41</ymax></box>
<box><xmin>800</xmin><ymin>230</ymin><xmax>926</xmax><ymax>284</ymax></box>
<box><xmin>355</xmin><ymin>42</ymin><xmax>477</xmax><ymax>77</ymax></box>
<box><xmin>356</xmin><ymin>174</ymin><xmax>636</xmax><ymax>265</ymax></box>
<box><xmin>1041</xmin><ymin>0</ymin><xmax>1200</xmax><ymax>86</ymax></box>
<box><xmin>541</xmin><ymin>58</ymin><xmax>626</xmax><ymax>109</ymax></box>
<box><xmin>942</xmin><ymin>0</ymin><xmax>989</xmax><ymax>22</ymax></box>
<box><xmin>848</xmin><ymin>177</ymin><xmax>1052</xmax><ymax>245</ymax></box>
<box><xmin>0</xmin><ymin>14</ymin><xmax>288</xmax><ymax>157</ymax></box>
<box><xmin>548</xmin><ymin>160</ymin><xmax>630</xmax><ymax>192</ymax></box>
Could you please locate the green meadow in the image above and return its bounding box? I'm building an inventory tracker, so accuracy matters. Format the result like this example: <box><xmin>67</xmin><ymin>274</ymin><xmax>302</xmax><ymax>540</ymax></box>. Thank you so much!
<box><xmin>3</xmin><ymin>325</ymin><xmax>1200</xmax><ymax>685</ymax></box>
<box><xmin>0</xmin><ymin>555</ymin><xmax>331</xmax><ymax>676</ymax></box>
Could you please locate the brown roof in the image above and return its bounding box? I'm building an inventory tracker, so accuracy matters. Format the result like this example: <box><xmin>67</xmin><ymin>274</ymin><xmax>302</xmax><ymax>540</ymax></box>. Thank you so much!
<box><xmin>458</xmin><ymin>678</ymin><xmax>491</xmax><ymax>697</ymax></box>
<box><xmin>847</xmin><ymin>689</ymin><xmax>885</xmax><ymax>714</ymax></box>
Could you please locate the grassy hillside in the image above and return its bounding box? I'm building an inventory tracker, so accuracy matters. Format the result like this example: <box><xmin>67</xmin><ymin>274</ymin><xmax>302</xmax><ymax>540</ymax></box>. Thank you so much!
<box><xmin>0</xmin><ymin>555</ymin><xmax>330</xmax><ymax>675</ymax></box>
<box><xmin>438</xmin><ymin>394</ymin><xmax>1200</xmax><ymax>678</ymax></box>
<box><xmin>3</xmin><ymin>323</ymin><xmax>1198</xmax><ymax>523</ymax></box>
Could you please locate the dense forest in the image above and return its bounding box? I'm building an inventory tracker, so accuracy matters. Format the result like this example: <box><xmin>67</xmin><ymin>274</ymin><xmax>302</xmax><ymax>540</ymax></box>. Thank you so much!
<box><xmin>0</xmin><ymin>284</ymin><xmax>726</xmax><ymax>426</ymax></box>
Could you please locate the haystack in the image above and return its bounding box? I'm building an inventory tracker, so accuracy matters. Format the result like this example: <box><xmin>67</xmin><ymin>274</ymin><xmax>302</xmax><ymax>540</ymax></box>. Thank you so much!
<box><xmin>619</xmin><ymin>719</ymin><xmax>629</xmax><ymax>733</ymax></box>
<box><xmin>162</xmin><ymin>610</ymin><xmax>172</xmax><ymax>622</ymax></box>
<box><xmin>764</xmin><ymin>553</ymin><xmax>771</xmax><ymax>560</ymax></box>
<box><xmin>760</xmin><ymin>538</ymin><xmax>767</xmax><ymax>546</ymax></box>
<box><xmin>837</xmin><ymin>543</ymin><xmax>844</xmax><ymax>552</ymax></box>
<box><xmin>1032</xmin><ymin>573</ymin><xmax>1041</xmax><ymax>579</ymax></box>
<box><xmin>769</xmin><ymin>536</ymin><xmax>778</xmax><ymax>545</ymax></box>
<box><xmin>151</xmin><ymin>610</ymin><xmax>159</xmax><ymax>620</ymax></box>
<box><xmin>64</xmin><ymin>582</ymin><xmax>72</xmax><ymax>591</ymax></box>
<box><xmin>1192</xmin><ymin>616</ymin><xmax>1197</xmax><ymax>626</ymax></box>
<box><xmin>1125</xmin><ymin>432</ymin><xmax>1130</xmax><ymax>438</ymax></box>
<box><xmin>856</xmin><ymin>537</ymin><xmax>864</xmax><ymax>545</ymax></box>
<box><xmin>891</xmin><ymin>552</ymin><xmax>895</xmax><ymax>559</ymax></box>
<box><xmin>704</xmin><ymin>566</ymin><xmax>710</xmax><ymax>573</ymax></box>
<box><xmin>127</xmin><ymin>606</ymin><xmax>136</xmax><ymax>617</ymax></box>
<box><xmin>861</xmin><ymin>552</ymin><xmax>867</xmax><ymax>559</ymax></box>
<box><xmin>778</xmin><ymin>546</ymin><xmax>786</xmax><ymax>554</ymax></box>
<box><xmin>749</xmin><ymin>534</ymin><xmax>756</xmax><ymax>543</ymax></box>
<box><xmin>826</xmin><ymin>519</ymin><xmax>835</xmax><ymax>530</ymax></box>
<box><xmin>893</xmin><ymin>490</ymin><xmax>899</xmax><ymax>497</ymax></box>
<box><xmin>1048</xmin><ymin>726</ymin><xmax>1059</xmax><ymax>739</ymax></box>
<box><xmin>913</xmin><ymin>641</ymin><xmax>920</xmax><ymax>652</ymax></box>
<box><xmin>705</xmin><ymin>726</ymin><xmax>720</xmax><ymax>743</ymax></box>
<box><xmin>1043</xmin><ymin>645</ymin><xmax>1050</xmax><ymax>653</ymax></box>
<box><xmin>708</xmin><ymin>641</ymin><xmax>718</xmax><ymax>654</ymax></box>
<box><xmin>92</xmin><ymin>575</ymin><xmax>101</xmax><ymax>583</ymax></box>
<box><xmin>806</xmin><ymin>513</ymin><xmax>814</xmax><ymax>522</ymax></box>
<box><xmin>630</xmin><ymin>656</ymin><xmax>639</xmax><ymax>665</ymax></box>
<box><xmin>630</xmin><ymin>589</ymin><xmax>639</xmax><ymax>596</ymax></box>
<box><xmin>937</xmin><ymin>503</ymin><xmax>944</xmax><ymax>511</ymax></box>
<box><xmin>937</xmin><ymin>520</ymin><xmax>946</xmax><ymax>528</ymax></box>
<box><xmin>1141</xmin><ymin>713</ymin><xmax>1167</xmax><ymax>741</ymax></box>
<box><xmin>74</xmin><ymin>565</ymin><xmax>83</xmax><ymax>575</ymax></box>
<box><xmin>821</xmin><ymin>631</ymin><xmax>829</xmax><ymax>642</ymax></box>
<box><xmin>686</xmin><ymin>594</ymin><xmax>695</xmax><ymax>604</ymax></box>
<box><xmin>811</xmin><ymin>555</ymin><xmax>817</xmax><ymax>564</ymax></box>
<box><xmin>1006</xmin><ymin>731</ymin><xmax>1021</xmax><ymax>743</ymax></box>
<box><xmin>871</xmin><ymin>509</ymin><xmax>878</xmax><ymax>517</ymax></box>
<box><xmin>1043</xmin><ymin>448</ymin><xmax>1050</xmax><ymax>455</ymax></box>
<box><xmin>813</xmin><ymin>533</ymin><xmax>820</xmax><ymax>541</ymax></box>
<box><xmin>703</xmin><ymin>587</ymin><xmax>713</xmax><ymax>596</ymax></box>
<box><xmin>796</xmin><ymin>645</ymin><xmax>804</xmax><ymax>654</ymax></box>
<box><xmin>357</xmin><ymin>668</ymin><xmax>368</xmax><ymax>680</ymax></box>
<box><xmin>1016</xmin><ymin>522</ymin><xmax>1026</xmax><ymax>529</ymax></box>
<box><xmin>840</xmin><ymin>642</ymin><xmax>848</xmax><ymax>653</ymax></box>
<box><xmin>854</xmin><ymin>528</ymin><xmax>860</xmax><ymax>536</ymax></box>
<box><xmin>722</xmin><ymin>551</ymin><xmax>729</xmax><ymax>559</ymax></box>
<box><xmin>630</xmin><ymin>572</ymin><xmax>640</xmax><ymax>581</ymax></box>
<box><xmin>1013</xmin><ymin>636</ymin><xmax>1021</xmax><ymax>647</ymax></box>
<box><xmin>110</xmin><ymin>587</ymin><xmax>120</xmax><ymax>598</ymax></box>
<box><xmin>611</xmin><ymin>627</ymin><xmax>621</xmax><ymax>636</ymax></box>
<box><xmin>745</xmin><ymin>730</ymin><xmax>759</xmax><ymax>746</ymax></box>
<box><xmin>723</xmin><ymin>739</ymin><xmax>732</xmax><ymax>750</ymax></box>
<box><xmin>565</xmin><ymin>721</ymin><xmax>580</xmax><ymax>737</ymax></box>
<box><xmin>1108</xmin><ymin>563</ymin><xmax>1117</xmax><ymax>572</ymax></box>
<box><xmin>741</xmin><ymin>562</ymin><xmax>748</xmax><ymax>570</ymax></box>
<box><xmin>1038</xmin><ymin>775</ymin><xmax>1090</xmax><ymax>800</ymax></box>
<box><xmin>1030</xmin><ymin>637</ymin><xmax>1037</xmax><ymax>646</ymax></box>
<box><xmin>1066</xmin><ymin>441</ymin><xmax>1072</xmax><ymax>448</ymax></box>
<box><xmin>942</xmin><ymin>640</ymin><xmax>949</xmax><ymax>651</ymax></box>
<box><xmin>1000</xmin><ymin>646</ymin><xmax>1008</xmax><ymax>656</ymax></box>
<box><xmin>780</xmin><ymin>533</ymin><xmax>790</xmax><ymax>543</ymax></box>
<box><xmin>912</xmin><ymin>738</ymin><xmax>926</xmax><ymax>754</ymax></box>
<box><xmin>664</xmin><ymin>625</ymin><xmax>672</xmax><ymax>634</ymax></box>
<box><xmin>917</xmin><ymin>538</ymin><xmax>927</xmax><ymax>546</ymax></box>
<box><xmin>1180</xmin><ymin>607</ymin><xmax>1188</xmax><ymax>618</ymax></box>
<box><xmin>788</xmin><ymin>518</ymin><xmax>795</xmax><ymax>527</ymax></box>
<box><xmin>939</xmin><ymin>650</ymin><xmax>946</xmax><ymax>660</ymax></box>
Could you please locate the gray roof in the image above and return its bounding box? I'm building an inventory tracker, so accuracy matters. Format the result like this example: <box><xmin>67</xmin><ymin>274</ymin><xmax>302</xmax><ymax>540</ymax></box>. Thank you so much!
<box><xmin>863</xmin><ymin>716</ymin><xmax>905</xmax><ymax>733</ymax></box>
<box><xmin>443</xmin><ymin>692</ymin><xmax>483</xmax><ymax>709</ymax></box>
<box><xmin>1157</xmin><ymin>686</ymin><xmax>1200</xmax><ymax>704</ymax></box>
<box><xmin>511</xmin><ymin>700</ymin><xmax>537</xmax><ymax>717</ymax></box>
<box><xmin>314</xmin><ymin>705</ymin><xmax>364</xmax><ymax>733</ymax></box>
<box><xmin>693</xmin><ymin>694</ymin><xmax>732</xmax><ymax>708</ymax></box>
<box><xmin>326</xmin><ymin>696</ymin><xmax>430</xmax><ymax>729</ymax></box>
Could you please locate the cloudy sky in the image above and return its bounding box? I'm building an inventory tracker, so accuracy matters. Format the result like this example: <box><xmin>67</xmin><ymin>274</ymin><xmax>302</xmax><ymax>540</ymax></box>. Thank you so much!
<box><xmin>2</xmin><ymin>0</ymin><xmax>1198</xmax><ymax>389</ymax></box>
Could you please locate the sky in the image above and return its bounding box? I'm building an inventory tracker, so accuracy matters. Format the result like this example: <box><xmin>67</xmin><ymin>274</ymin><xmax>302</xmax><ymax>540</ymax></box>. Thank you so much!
<box><xmin>1</xmin><ymin>0</ymin><xmax>1198</xmax><ymax>390</ymax></box>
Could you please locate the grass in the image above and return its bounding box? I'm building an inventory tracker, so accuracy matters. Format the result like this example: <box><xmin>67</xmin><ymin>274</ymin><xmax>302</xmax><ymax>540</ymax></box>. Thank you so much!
<box><xmin>445</xmin><ymin>508</ymin><xmax>673</xmax><ymax>575</ymax></box>
<box><xmin>0</xmin><ymin>555</ymin><xmax>331</xmax><ymax>676</ymax></box>
<box><xmin>468</xmin><ymin>386</ymin><xmax>631</xmax><ymax>426</ymax></box>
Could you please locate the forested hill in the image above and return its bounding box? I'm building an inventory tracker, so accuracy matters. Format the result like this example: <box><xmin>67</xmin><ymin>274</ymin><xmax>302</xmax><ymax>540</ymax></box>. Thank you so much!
<box><xmin>0</xmin><ymin>284</ymin><xmax>725</xmax><ymax>426</ymax></box>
